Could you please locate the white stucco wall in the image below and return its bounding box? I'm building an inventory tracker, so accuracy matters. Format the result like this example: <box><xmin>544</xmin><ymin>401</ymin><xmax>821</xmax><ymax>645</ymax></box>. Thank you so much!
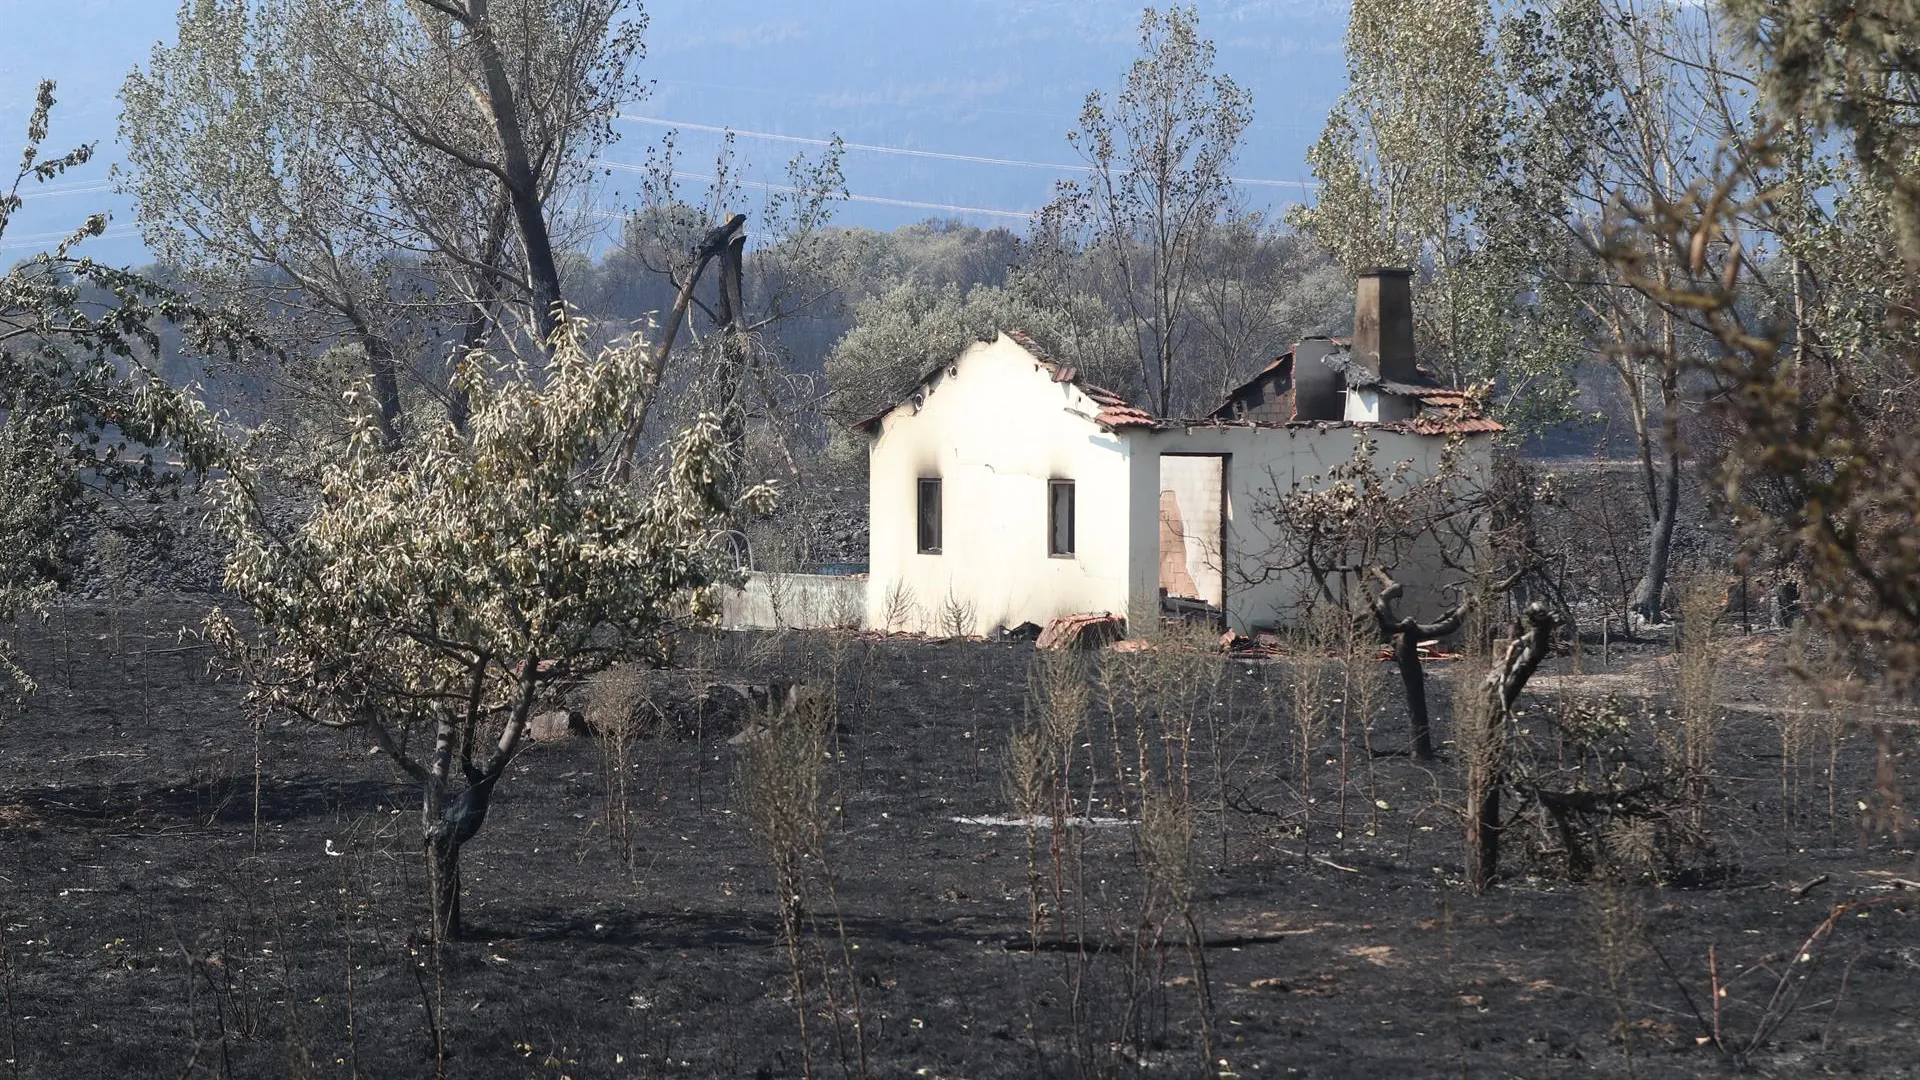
<box><xmin>1124</xmin><ymin>424</ymin><xmax>1494</xmax><ymax>634</ymax></box>
<box><xmin>865</xmin><ymin>336</ymin><xmax>1135</xmax><ymax>635</ymax></box>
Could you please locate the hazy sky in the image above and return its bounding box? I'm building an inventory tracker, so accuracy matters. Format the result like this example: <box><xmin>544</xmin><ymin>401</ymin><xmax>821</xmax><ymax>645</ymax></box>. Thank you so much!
<box><xmin>0</xmin><ymin>0</ymin><xmax>1350</xmax><ymax>263</ymax></box>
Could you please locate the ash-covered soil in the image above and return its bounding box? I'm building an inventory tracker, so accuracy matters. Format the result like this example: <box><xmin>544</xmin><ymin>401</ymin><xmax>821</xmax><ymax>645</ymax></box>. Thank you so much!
<box><xmin>0</xmin><ymin>598</ymin><xmax>1915</xmax><ymax>1079</ymax></box>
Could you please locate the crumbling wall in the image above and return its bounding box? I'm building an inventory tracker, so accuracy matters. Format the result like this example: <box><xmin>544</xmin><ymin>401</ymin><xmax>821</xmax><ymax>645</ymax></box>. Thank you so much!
<box><xmin>1128</xmin><ymin>424</ymin><xmax>1493</xmax><ymax>634</ymax></box>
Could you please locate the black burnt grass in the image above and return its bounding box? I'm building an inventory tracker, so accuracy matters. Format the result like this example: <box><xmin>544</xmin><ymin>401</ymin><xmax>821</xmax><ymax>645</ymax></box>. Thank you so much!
<box><xmin>0</xmin><ymin>597</ymin><xmax>1914</xmax><ymax>1078</ymax></box>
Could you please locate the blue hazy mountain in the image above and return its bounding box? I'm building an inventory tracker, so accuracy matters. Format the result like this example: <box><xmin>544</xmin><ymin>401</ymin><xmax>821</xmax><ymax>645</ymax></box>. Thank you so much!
<box><xmin>0</xmin><ymin>0</ymin><xmax>1350</xmax><ymax>264</ymax></box>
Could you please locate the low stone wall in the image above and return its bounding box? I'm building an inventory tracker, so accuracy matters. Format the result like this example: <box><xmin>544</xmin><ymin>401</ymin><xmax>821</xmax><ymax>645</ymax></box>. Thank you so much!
<box><xmin>720</xmin><ymin>572</ymin><xmax>867</xmax><ymax>631</ymax></box>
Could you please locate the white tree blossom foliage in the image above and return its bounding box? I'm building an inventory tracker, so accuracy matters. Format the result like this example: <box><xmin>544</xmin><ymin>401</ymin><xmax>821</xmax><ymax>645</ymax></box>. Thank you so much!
<box><xmin>207</xmin><ymin>316</ymin><xmax>770</xmax><ymax>937</ymax></box>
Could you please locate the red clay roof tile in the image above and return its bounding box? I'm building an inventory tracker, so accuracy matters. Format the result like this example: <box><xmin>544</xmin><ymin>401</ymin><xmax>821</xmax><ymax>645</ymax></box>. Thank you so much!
<box><xmin>1396</xmin><ymin>414</ymin><xmax>1505</xmax><ymax>435</ymax></box>
<box><xmin>1094</xmin><ymin>405</ymin><xmax>1157</xmax><ymax>429</ymax></box>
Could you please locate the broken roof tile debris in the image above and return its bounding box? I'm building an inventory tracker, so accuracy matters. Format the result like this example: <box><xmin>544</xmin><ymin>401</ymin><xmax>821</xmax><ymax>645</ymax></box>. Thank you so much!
<box><xmin>1036</xmin><ymin>612</ymin><xmax>1126</xmax><ymax>651</ymax></box>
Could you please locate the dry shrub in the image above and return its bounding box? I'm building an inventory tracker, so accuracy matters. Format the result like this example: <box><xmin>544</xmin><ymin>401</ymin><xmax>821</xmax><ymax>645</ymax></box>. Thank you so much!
<box><xmin>737</xmin><ymin>685</ymin><xmax>833</xmax><ymax>934</ymax></box>
<box><xmin>1003</xmin><ymin>726</ymin><xmax>1050</xmax><ymax>822</ymax></box>
<box><xmin>1010</xmin><ymin>627</ymin><xmax>1223</xmax><ymax>1073</ymax></box>
<box><xmin>92</xmin><ymin>529</ymin><xmax>133</xmax><ymax>657</ymax></box>
<box><xmin>1003</xmin><ymin>721</ymin><xmax>1052</xmax><ymax>944</ymax></box>
<box><xmin>1509</xmin><ymin>693</ymin><xmax>1718</xmax><ymax>884</ymax></box>
<box><xmin>936</xmin><ymin>586</ymin><xmax>977</xmax><ymax>639</ymax></box>
<box><xmin>1813</xmin><ymin>656</ymin><xmax>1859</xmax><ymax>844</ymax></box>
<box><xmin>830</xmin><ymin>585</ymin><xmax>863</xmax><ymax>631</ymax></box>
<box><xmin>762</xmin><ymin>570</ymin><xmax>794</xmax><ymax>630</ymax></box>
<box><xmin>1774</xmin><ymin>631</ymin><xmax>1820</xmax><ymax>832</ymax></box>
<box><xmin>586</xmin><ymin>664</ymin><xmax>651</xmax><ymax>872</ymax></box>
<box><xmin>1097</xmin><ymin>622</ymin><xmax>1219</xmax><ymax>825</ymax></box>
<box><xmin>1288</xmin><ymin>613</ymin><xmax>1336</xmax><ymax>827</ymax></box>
<box><xmin>1586</xmin><ymin>881</ymin><xmax>1646</xmax><ymax>1074</ymax></box>
<box><xmin>1138</xmin><ymin>785</ymin><xmax>1195</xmax><ymax>917</ymax></box>
<box><xmin>1674</xmin><ymin>576</ymin><xmax>1723</xmax><ymax>789</ymax></box>
<box><xmin>1007</xmin><ymin>648</ymin><xmax>1079</xmax><ymax>818</ymax></box>
<box><xmin>880</xmin><ymin>579</ymin><xmax>917</xmax><ymax>633</ymax></box>
<box><xmin>1007</xmin><ymin>647</ymin><xmax>1091</xmax><ymax>946</ymax></box>
<box><xmin>736</xmin><ymin>683</ymin><xmax>868</xmax><ymax>1077</ymax></box>
<box><xmin>1341</xmin><ymin>623</ymin><xmax>1386</xmax><ymax>836</ymax></box>
<box><xmin>1098</xmin><ymin>623</ymin><xmax>1220</xmax><ymax>1064</ymax></box>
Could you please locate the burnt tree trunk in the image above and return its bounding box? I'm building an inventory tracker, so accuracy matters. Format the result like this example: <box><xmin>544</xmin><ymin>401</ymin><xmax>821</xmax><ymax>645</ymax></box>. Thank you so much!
<box><xmin>428</xmin><ymin>825</ymin><xmax>464</xmax><ymax>940</ymax></box>
<box><xmin>1465</xmin><ymin>603</ymin><xmax>1557</xmax><ymax>894</ymax></box>
<box><xmin>613</xmin><ymin>214</ymin><xmax>746</xmax><ymax>478</ymax></box>
<box><xmin>1365</xmin><ymin>570</ymin><xmax>1470</xmax><ymax>764</ymax></box>
<box><xmin>1629</xmin><ymin>355</ymin><xmax>1683</xmax><ymax>623</ymax></box>
<box><xmin>1630</xmin><ymin>454</ymin><xmax>1680</xmax><ymax>621</ymax></box>
<box><xmin>461</xmin><ymin>0</ymin><xmax>564</xmax><ymax>347</ymax></box>
<box><xmin>416</xmin><ymin>666</ymin><xmax>538</xmax><ymax>942</ymax></box>
<box><xmin>713</xmin><ymin>224</ymin><xmax>751</xmax><ymax>463</ymax></box>
<box><xmin>1465</xmin><ymin>756</ymin><xmax>1502</xmax><ymax>894</ymax></box>
<box><xmin>427</xmin><ymin>772</ymin><xmax>498</xmax><ymax>941</ymax></box>
<box><xmin>1391</xmin><ymin>628</ymin><xmax>1437</xmax><ymax>761</ymax></box>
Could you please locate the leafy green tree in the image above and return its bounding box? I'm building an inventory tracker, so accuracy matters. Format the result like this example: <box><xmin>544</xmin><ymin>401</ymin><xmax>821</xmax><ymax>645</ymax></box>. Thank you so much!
<box><xmin>1301</xmin><ymin>0</ymin><xmax>1783</xmax><ymax>623</ymax></box>
<box><xmin>1036</xmin><ymin>4</ymin><xmax>1253</xmax><ymax>416</ymax></box>
<box><xmin>208</xmin><ymin>316</ymin><xmax>768</xmax><ymax>938</ymax></box>
<box><xmin>120</xmin><ymin>0</ymin><xmax>644</xmax><ymax>445</ymax></box>
<box><xmin>824</xmin><ymin>276</ymin><xmax>1135</xmax><ymax>431</ymax></box>
<box><xmin>2</xmin><ymin>82</ymin><xmax>241</xmax><ymax>689</ymax></box>
<box><xmin>1728</xmin><ymin>0</ymin><xmax>1920</xmax><ymax>277</ymax></box>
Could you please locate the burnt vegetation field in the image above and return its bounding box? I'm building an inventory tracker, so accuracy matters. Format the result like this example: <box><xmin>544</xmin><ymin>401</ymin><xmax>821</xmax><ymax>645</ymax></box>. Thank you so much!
<box><xmin>0</xmin><ymin>596</ymin><xmax>1914</xmax><ymax>1080</ymax></box>
<box><xmin>8</xmin><ymin>0</ymin><xmax>1920</xmax><ymax>1075</ymax></box>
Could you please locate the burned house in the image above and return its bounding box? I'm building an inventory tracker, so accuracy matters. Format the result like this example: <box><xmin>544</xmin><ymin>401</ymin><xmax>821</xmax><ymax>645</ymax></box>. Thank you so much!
<box><xmin>857</xmin><ymin>268</ymin><xmax>1500</xmax><ymax>636</ymax></box>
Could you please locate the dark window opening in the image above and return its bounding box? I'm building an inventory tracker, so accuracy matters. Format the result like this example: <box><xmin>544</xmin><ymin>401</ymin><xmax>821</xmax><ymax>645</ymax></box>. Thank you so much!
<box><xmin>917</xmin><ymin>477</ymin><xmax>942</xmax><ymax>554</ymax></box>
<box><xmin>1048</xmin><ymin>479</ymin><xmax>1075</xmax><ymax>557</ymax></box>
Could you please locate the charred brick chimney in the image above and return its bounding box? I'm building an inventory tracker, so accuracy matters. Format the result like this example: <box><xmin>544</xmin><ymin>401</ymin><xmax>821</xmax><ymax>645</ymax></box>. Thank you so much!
<box><xmin>1352</xmin><ymin>268</ymin><xmax>1415</xmax><ymax>384</ymax></box>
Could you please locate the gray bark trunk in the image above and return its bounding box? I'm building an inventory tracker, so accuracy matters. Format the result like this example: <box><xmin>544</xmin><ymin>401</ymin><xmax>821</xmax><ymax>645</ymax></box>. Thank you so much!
<box><xmin>464</xmin><ymin>0</ymin><xmax>563</xmax><ymax>348</ymax></box>
<box><xmin>1630</xmin><ymin>448</ymin><xmax>1681</xmax><ymax>621</ymax></box>
<box><xmin>1466</xmin><ymin>603</ymin><xmax>1556</xmax><ymax>894</ymax></box>
<box><xmin>365</xmin><ymin>333</ymin><xmax>403</xmax><ymax>450</ymax></box>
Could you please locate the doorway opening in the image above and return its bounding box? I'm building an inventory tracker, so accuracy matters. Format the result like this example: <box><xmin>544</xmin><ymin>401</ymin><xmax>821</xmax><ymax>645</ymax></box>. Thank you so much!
<box><xmin>1158</xmin><ymin>453</ymin><xmax>1227</xmax><ymax>625</ymax></box>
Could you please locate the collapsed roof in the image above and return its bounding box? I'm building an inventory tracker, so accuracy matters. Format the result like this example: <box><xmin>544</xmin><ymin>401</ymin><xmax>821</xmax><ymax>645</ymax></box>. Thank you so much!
<box><xmin>853</xmin><ymin>327</ymin><xmax>1148</xmax><ymax>435</ymax></box>
<box><xmin>1205</xmin><ymin>339</ymin><xmax>1502</xmax><ymax>436</ymax></box>
<box><xmin>857</xmin><ymin>269</ymin><xmax>1501</xmax><ymax>439</ymax></box>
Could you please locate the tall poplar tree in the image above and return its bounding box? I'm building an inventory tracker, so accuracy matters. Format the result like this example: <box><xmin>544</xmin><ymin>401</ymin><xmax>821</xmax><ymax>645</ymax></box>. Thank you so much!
<box><xmin>1292</xmin><ymin>0</ymin><xmax>1599</xmax><ymax>437</ymax></box>
<box><xmin>1036</xmin><ymin>5</ymin><xmax>1253</xmax><ymax>417</ymax></box>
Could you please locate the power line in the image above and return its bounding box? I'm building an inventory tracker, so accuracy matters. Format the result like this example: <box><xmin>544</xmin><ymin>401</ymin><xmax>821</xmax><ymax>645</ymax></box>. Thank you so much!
<box><xmin>11</xmin><ymin>179</ymin><xmax>116</xmax><ymax>201</ymax></box>
<box><xmin>637</xmin><ymin>78</ymin><xmax>1326</xmax><ymax>136</ymax></box>
<box><xmin>0</xmin><ymin>222</ymin><xmax>140</xmax><ymax>254</ymax></box>
<box><xmin>598</xmin><ymin>160</ymin><xmax>1036</xmax><ymax>221</ymax></box>
<box><xmin>615</xmin><ymin>114</ymin><xmax>1320</xmax><ymax>191</ymax></box>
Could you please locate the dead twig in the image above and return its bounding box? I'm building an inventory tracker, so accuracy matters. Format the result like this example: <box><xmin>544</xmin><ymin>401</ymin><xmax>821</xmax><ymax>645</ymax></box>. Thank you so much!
<box><xmin>1269</xmin><ymin>847</ymin><xmax>1364</xmax><ymax>875</ymax></box>
<box><xmin>1786</xmin><ymin>873</ymin><xmax>1830</xmax><ymax>899</ymax></box>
